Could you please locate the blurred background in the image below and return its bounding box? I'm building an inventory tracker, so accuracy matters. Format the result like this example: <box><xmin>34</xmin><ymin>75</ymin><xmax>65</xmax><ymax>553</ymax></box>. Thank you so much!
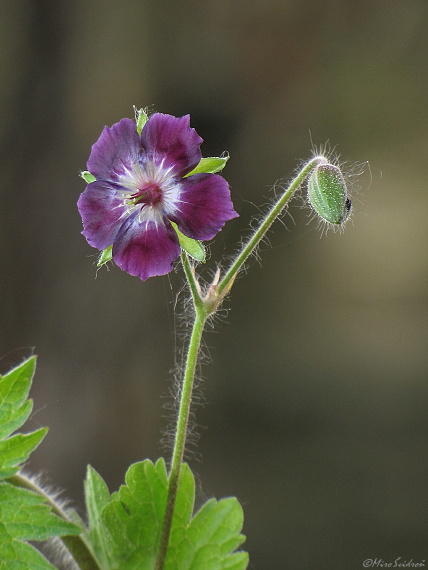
<box><xmin>1</xmin><ymin>0</ymin><xmax>428</xmax><ymax>568</ymax></box>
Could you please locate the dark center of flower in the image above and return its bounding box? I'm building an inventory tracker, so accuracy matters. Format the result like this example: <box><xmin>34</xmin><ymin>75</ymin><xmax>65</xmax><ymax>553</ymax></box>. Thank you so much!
<box><xmin>129</xmin><ymin>183</ymin><xmax>163</xmax><ymax>207</ymax></box>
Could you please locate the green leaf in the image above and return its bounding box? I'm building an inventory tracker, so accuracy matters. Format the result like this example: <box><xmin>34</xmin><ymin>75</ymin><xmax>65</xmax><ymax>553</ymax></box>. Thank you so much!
<box><xmin>135</xmin><ymin>107</ymin><xmax>149</xmax><ymax>135</ymax></box>
<box><xmin>165</xmin><ymin>464</ymin><xmax>248</xmax><ymax>570</ymax></box>
<box><xmin>0</xmin><ymin>358</ymin><xmax>47</xmax><ymax>480</ymax></box>
<box><xmin>97</xmin><ymin>245</ymin><xmax>113</xmax><ymax>268</ymax></box>
<box><xmin>0</xmin><ymin>534</ymin><xmax>56</xmax><ymax>569</ymax></box>
<box><xmin>84</xmin><ymin>459</ymin><xmax>248</xmax><ymax>569</ymax></box>
<box><xmin>84</xmin><ymin>465</ymin><xmax>112</xmax><ymax>568</ymax></box>
<box><xmin>185</xmin><ymin>155</ymin><xmax>229</xmax><ymax>177</ymax></box>
<box><xmin>0</xmin><ymin>482</ymin><xmax>81</xmax><ymax>569</ymax></box>
<box><xmin>170</xmin><ymin>222</ymin><xmax>205</xmax><ymax>263</ymax></box>
<box><xmin>0</xmin><ymin>357</ymin><xmax>83</xmax><ymax>568</ymax></box>
<box><xmin>80</xmin><ymin>170</ymin><xmax>96</xmax><ymax>184</ymax></box>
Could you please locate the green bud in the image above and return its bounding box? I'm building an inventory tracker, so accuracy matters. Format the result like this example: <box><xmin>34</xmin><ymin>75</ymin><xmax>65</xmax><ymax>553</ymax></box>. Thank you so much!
<box><xmin>307</xmin><ymin>163</ymin><xmax>351</xmax><ymax>225</ymax></box>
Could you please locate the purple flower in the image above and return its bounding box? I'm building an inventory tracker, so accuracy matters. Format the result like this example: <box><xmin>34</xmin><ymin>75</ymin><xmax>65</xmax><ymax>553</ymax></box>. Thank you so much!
<box><xmin>78</xmin><ymin>113</ymin><xmax>238</xmax><ymax>281</ymax></box>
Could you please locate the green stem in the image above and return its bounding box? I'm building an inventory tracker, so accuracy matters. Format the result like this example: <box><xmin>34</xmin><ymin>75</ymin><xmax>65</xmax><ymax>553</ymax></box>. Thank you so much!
<box><xmin>154</xmin><ymin>297</ymin><xmax>208</xmax><ymax>570</ymax></box>
<box><xmin>218</xmin><ymin>156</ymin><xmax>325</xmax><ymax>296</ymax></box>
<box><xmin>8</xmin><ymin>472</ymin><xmax>101</xmax><ymax>570</ymax></box>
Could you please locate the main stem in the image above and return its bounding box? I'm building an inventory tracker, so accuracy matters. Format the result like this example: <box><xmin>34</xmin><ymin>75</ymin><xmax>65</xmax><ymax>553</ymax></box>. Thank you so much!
<box><xmin>154</xmin><ymin>300</ymin><xmax>207</xmax><ymax>570</ymax></box>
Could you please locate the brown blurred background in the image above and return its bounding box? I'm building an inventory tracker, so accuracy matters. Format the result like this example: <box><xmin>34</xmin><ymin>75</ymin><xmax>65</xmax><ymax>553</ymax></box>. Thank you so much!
<box><xmin>1</xmin><ymin>1</ymin><xmax>428</xmax><ymax>568</ymax></box>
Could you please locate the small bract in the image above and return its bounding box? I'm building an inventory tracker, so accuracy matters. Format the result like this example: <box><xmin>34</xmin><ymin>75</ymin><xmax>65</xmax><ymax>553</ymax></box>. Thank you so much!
<box><xmin>307</xmin><ymin>163</ymin><xmax>351</xmax><ymax>225</ymax></box>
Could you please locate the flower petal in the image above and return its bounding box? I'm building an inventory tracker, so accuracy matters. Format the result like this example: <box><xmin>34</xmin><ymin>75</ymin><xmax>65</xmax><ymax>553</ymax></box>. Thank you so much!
<box><xmin>87</xmin><ymin>118</ymin><xmax>142</xmax><ymax>182</ymax></box>
<box><xmin>168</xmin><ymin>173</ymin><xmax>239</xmax><ymax>241</ymax></box>
<box><xmin>112</xmin><ymin>212</ymin><xmax>180</xmax><ymax>281</ymax></box>
<box><xmin>78</xmin><ymin>181</ymin><xmax>125</xmax><ymax>249</ymax></box>
<box><xmin>141</xmin><ymin>113</ymin><xmax>203</xmax><ymax>177</ymax></box>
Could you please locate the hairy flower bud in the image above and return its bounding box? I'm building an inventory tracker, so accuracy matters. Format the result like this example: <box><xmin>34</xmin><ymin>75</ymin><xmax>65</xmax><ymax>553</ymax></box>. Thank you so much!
<box><xmin>307</xmin><ymin>162</ymin><xmax>351</xmax><ymax>225</ymax></box>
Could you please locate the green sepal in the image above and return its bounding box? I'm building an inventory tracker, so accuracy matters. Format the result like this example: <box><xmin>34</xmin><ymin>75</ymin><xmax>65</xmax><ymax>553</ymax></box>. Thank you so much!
<box><xmin>80</xmin><ymin>171</ymin><xmax>96</xmax><ymax>184</ymax></box>
<box><xmin>135</xmin><ymin>107</ymin><xmax>149</xmax><ymax>135</ymax></box>
<box><xmin>170</xmin><ymin>222</ymin><xmax>206</xmax><ymax>263</ymax></box>
<box><xmin>97</xmin><ymin>245</ymin><xmax>113</xmax><ymax>267</ymax></box>
<box><xmin>307</xmin><ymin>163</ymin><xmax>351</xmax><ymax>225</ymax></box>
<box><xmin>185</xmin><ymin>155</ymin><xmax>229</xmax><ymax>177</ymax></box>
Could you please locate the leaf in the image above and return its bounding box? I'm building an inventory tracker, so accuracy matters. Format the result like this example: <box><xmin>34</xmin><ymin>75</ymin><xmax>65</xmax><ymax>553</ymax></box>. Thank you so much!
<box><xmin>0</xmin><ymin>358</ymin><xmax>47</xmax><ymax>480</ymax></box>
<box><xmin>84</xmin><ymin>465</ymin><xmax>112</xmax><ymax>568</ymax></box>
<box><xmin>0</xmin><ymin>483</ymin><xmax>81</xmax><ymax>568</ymax></box>
<box><xmin>97</xmin><ymin>245</ymin><xmax>113</xmax><ymax>268</ymax></box>
<box><xmin>84</xmin><ymin>459</ymin><xmax>248</xmax><ymax>569</ymax></box>
<box><xmin>170</xmin><ymin>222</ymin><xmax>206</xmax><ymax>263</ymax></box>
<box><xmin>185</xmin><ymin>156</ymin><xmax>229</xmax><ymax>177</ymax></box>
<box><xmin>0</xmin><ymin>357</ymin><xmax>82</xmax><ymax>568</ymax></box>
<box><xmin>80</xmin><ymin>171</ymin><xmax>96</xmax><ymax>184</ymax></box>
<box><xmin>165</xmin><ymin>464</ymin><xmax>248</xmax><ymax>570</ymax></box>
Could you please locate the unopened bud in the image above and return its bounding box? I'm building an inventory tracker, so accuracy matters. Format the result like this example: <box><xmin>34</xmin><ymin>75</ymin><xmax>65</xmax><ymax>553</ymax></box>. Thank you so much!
<box><xmin>307</xmin><ymin>163</ymin><xmax>351</xmax><ymax>225</ymax></box>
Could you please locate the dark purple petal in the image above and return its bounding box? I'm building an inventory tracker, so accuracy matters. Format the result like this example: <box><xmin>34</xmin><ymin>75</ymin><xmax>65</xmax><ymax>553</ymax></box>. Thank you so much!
<box><xmin>78</xmin><ymin>181</ymin><xmax>125</xmax><ymax>249</ymax></box>
<box><xmin>141</xmin><ymin>113</ymin><xmax>203</xmax><ymax>177</ymax></box>
<box><xmin>168</xmin><ymin>173</ymin><xmax>239</xmax><ymax>241</ymax></box>
<box><xmin>112</xmin><ymin>213</ymin><xmax>180</xmax><ymax>281</ymax></box>
<box><xmin>87</xmin><ymin>118</ymin><xmax>142</xmax><ymax>182</ymax></box>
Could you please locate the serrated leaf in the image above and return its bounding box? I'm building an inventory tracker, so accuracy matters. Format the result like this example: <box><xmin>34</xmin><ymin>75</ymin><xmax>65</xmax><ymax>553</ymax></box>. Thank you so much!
<box><xmin>165</xmin><ymin>466</ymin><xmax>248</xmax><ymax>569</ymax></box>
<box><xmin>80</xmin><ymin>171</ymin><xmax>96</xmax><ymax>183</ymax></box>
<box><xmin>0</xmin><ymin>534</ymin><xmax>56</xmax><ymax>569</ymax></box>
<box><xmin>0</xmin><ymin>482</ymin><xmax>81</xmax><ymax>569</ymax></box>
<box><xmin>0</xmin><ymin>358</ymin><xmax>36</xmax><ymax>441</ymax></box>
<box><xmin>0</xmin><ymin>483</ymin><xmax>80</xmax><ymax>540</ymax></box>
<box><xmin>86</xmin><ymin>459</ymin><xmax>247</xmax><ymax>570</ymax></box>
<box><xmin>97</xmin><ymin>245</ymin><xmax>113</xmax><ymax>267</ymax></box>
<box><xmin>0</xmin><ymin>358</ymin><xmax>48</xmax><ymax>480</ymax></box>
<box><xmin>0</xmin><ymin>430</ymin><xmax>47</xmax><ymax>480</ymax></box>
<box><xmin>185</xmin><ymin>156</ymin><xmax>229</xmax><ymax>177</ymax></box>
<box><xmin>102</xmin><ymin>459</ymin><xmax>168</xmax><ymax>568</ymax></box>
<box><xmin>170</xmin><ymin>222</ymin><xmax>205</xmax><ymax>262</ymax></box>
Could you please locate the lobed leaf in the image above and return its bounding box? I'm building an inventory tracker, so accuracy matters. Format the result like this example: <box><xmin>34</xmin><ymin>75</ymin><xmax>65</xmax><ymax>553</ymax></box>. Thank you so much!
<box><xmin>84</xmin><ymin>459</ymin><xmax>248</xmax><ymax>569</ymax></box>
<box><xmin>0</xmin><ymin>358</ymin><xmax>47</xmax><ymax>480</ymax></box>
<box><xmin>0</xmin><ymin>357</ymin><xmax>83</xmax><ymax>567</ymax></box>
<box><xmin>0</xmin><ymin>482</ymin><xmax>81</xmax><ymax>569</ymax></box>
<box><xmin>165</xmin><ymin>465</ymin><xmax>248</xmax><ymax>570</ymax></box>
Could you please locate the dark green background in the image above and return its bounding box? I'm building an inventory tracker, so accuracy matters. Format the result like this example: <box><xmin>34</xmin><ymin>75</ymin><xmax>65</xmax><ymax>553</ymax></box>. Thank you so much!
<box><xmin>1</xmin><ymin>1</ymin><xmax>427</xmax><ymax>568</ymax></box>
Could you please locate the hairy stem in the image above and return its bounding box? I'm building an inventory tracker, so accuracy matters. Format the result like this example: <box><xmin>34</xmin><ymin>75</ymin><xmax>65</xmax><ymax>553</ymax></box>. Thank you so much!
<box><xmin>218</xmin><ymin>156</ymin><xmax>326</xmax><ymax>296</ymax></box>
<box><xmin>154</xmin><ymin>300</ymin><xmax>208</xmax><ymax>570</ymax></box>
<box><xmin>8</xmin><ymin>472</ymin><xmax>101</xmax><ymax>570</ymax></box>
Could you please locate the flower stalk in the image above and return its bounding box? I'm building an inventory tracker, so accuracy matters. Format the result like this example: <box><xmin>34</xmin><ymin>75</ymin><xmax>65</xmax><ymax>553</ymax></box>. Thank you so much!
<box><xmin>218</xmin><ymin>155</ymin><xmax>327</xmax><ymax>296</ymax></box>
<box><xmin>155</xmin><ymin>155</ymin><xmax>331</xmax><ymax>569</ymax></box>
<box><xmin>155</xmin><ymin>285</ymin><xmax>208</xmax><ymax>570</ymax></box>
